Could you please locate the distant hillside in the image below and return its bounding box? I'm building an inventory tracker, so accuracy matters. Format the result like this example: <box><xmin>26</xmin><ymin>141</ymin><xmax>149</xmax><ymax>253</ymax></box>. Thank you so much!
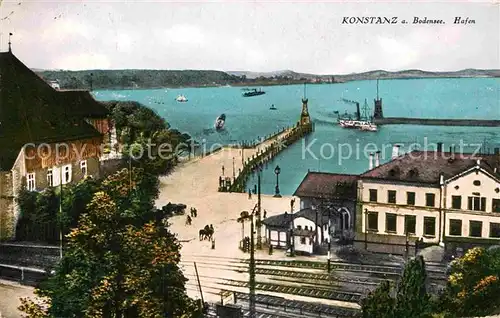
<box><xmin>36</xmin><ymin>68</ymin><xmax>499</xmax><ymax>90</ymax></box>
<box><xmin>229</xmin><ymin>69</ymin><xmax>500</xmax><ymax>82</ymax></box>
<box><xmin>36</xmin><ymin>69</ymin><xmax>245</xmax><ymax>90</ymax></box>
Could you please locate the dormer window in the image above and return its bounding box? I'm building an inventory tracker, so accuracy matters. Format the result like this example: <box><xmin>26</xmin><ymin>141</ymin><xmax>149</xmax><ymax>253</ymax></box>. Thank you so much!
<box><xmin>408</xmin><ymin>169</ymin><xmax>419</xmax><ymax>179</ymax></box>
<box><xmin>389</xmin><ymin>167</ymin><xmax>400</xmax><ymax>177</ymax></box>
<box><xmin>62</xmin><ymin>164</ymin><xmax>72</xmax><ymax>184</ymax></box>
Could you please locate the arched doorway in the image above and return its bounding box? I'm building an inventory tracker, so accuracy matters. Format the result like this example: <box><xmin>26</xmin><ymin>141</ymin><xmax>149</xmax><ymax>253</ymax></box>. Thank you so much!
<box><xmin>338</xmin><ymin>207</ymin><xmax>351</xmax><ymax>232</ymax></box>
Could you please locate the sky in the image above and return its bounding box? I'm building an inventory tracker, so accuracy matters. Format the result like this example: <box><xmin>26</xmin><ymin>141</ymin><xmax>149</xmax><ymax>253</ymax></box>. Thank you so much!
<box><xmin>0</xmin><ymin>0</ymin><xmax>498</xmax><ymax>74</ymax></box>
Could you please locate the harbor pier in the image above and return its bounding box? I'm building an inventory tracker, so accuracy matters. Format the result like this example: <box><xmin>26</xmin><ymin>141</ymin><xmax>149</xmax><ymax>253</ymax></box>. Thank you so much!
<box><xmin>374</xmin><ymin>117</ymin><xmax>500</xmax><ymax>127</ymax></box>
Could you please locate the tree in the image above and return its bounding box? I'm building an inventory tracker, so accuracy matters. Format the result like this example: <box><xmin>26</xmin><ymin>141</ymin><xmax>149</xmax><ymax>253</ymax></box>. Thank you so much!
<box><xmin>361</xmin><ymin>256</ymin><xmax>432</xmax><ymax>318</ymax></box>
<box><xmin>361</xmin><ymin>280</ymin><xmax>395</xmax><ymax>318</ymax></box>
<box><xmin>19</xmin><ymin>168</ymin><xmax>201</xmax><ymax>318</ymax></box>
<box><xmin>438</xmin><ymin>247</ymin><xmax>500</xmax><ymax>317</ymax></box>
<box><xmin>394</xmin><ymin>256</ymin><xmax>432</xmax><ymax>318</ymax></box>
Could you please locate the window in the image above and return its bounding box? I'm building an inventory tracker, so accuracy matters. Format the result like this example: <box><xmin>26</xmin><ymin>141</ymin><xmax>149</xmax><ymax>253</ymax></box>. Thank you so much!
<box><xmin>469</xmin><ymin>221</ymin><xmax>483</xmax><ymax>237</ymax></box>
<box><xmin>305</xmin><ymin>226</ymin><xmax>309</xmax><ymax>231</ymax></box>
<box><xmin>300</xmin><ymin>237</ymin><xmax>306</xmax><ymax>244</ymax></box>
<box><xmin>452</xmin><ymin>196</ymin><xmax>462</xmax><ymax>209</ymax></box>
<box><xmin>492</xmin><ymin>199</ymin><xmax>500</xmax><ymax>213</ymax></box>
<box><xmin>62</xmin><ymin>165</ymin><xmax>72</xmax><ymax>184</ymax></box>
<box><xmin>404</xmin><ymin>215</ymin><xmax>416</xmax><ymax>235</ymax></box>
<box><xmin>424</xmin><ymin>217</ymin><xmax>436</xmax><ymax>236</ymax></box>
<box><xmin>47</xmin><ymin>169</ymin><xmax>53</xmax><ymax>187</ymax></box>
<box><xmin>489</xmin><ymin>223</ymin><xmax>500</xmax><ymax>238</ymax></box>
<box><xmin>386</xmin><ymin>213</ymin><xmax>397</xmax><ymax>232</ymax></box>
<box><xmin>425</xmin><ymin>193</ymin><xmax>436</xmax><ymax>207</ymax></box>
<box><xmin>369</xmin><ymin>189</ymin><xmax>378</xmax><ymax>202</ymax></box>
<box><xmin>387</xmin><ymin>190</ymin><xmax>397</xmax><ymax>204</ymax></box>
<box><xmin>309</xmin><ymin>238</ymin><xmax>313</xmax><ymax>245</ymax></box>
<box><xmin>80</xmin><ymin>160</ymin><xmax>87</xmax><ymax>175</ymax></box>
<box><xmin>473</xmin><ymin>180</ymin><xmax>481</xmax><ymax>186</ymax></box>
<box><xmin>297</xmin><ymin>225</ymin><xmax>302</xmax><ymax>230</ymax></box>
<box><xmin>468</xmin><ymin>196</ymin><xmax>486</xmax><ymax>211</ymax></box>
<box><xmin>449</xmin><ymin>219</ymin><xmax>462</xmax><ymax>236</ymax></box>
<box><xmin>367</xmin><ymin>212</ymin><xmax>378</xmax><ymax>231</ymax></box>
<box><xmin>27</xmin><ymin>173</ymin><xmax>35</xmax><ymax>191</ymax></box>
<box><xmin>407</xmin><ymin>192</ymin><xmax>416</xmax><ymax>205</ymax></box>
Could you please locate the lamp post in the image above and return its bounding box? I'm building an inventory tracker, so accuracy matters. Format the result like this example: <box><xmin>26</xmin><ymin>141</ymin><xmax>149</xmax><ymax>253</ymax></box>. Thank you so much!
<box><xmin>249</xmin><ymin>211</ymin><xmax>256</xmax><ymax>318</ymax></box>
<box><xmin>273</xmin><ymin>165</ymin><xmax>281</xmax><ymax>198</ymax></box>
<box><xmin>232</xmin><ymin>157</ymin><xmax>235</xmax><ymax>180</ymax></box>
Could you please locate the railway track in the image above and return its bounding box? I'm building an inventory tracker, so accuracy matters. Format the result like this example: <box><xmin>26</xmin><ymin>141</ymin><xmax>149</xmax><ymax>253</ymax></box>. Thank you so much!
<box><xmin>233</xmin><ymin>292</ymin><xmax>360</xmax><ymax>317</ymax></box>
<box><xmin>220</xmin><ymin>278</ymin><xmax>363</xmax><ymax>303</ymax></box>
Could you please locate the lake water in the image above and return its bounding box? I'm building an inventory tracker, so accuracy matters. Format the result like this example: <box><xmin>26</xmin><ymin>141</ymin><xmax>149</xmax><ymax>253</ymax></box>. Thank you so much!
<box><xmin>93</xmin><ymin>78</ymin><xmax>500</xmax><ymax>195</ymax></box>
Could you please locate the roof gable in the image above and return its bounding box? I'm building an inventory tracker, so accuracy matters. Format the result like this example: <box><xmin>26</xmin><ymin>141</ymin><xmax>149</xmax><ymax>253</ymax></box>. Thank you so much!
<box><xmin>0</xmin><ymin>51</ymin><xmax>103</xmax><ymax>171</ymax></box>
<box><xmin>361</xmin><ymin>151</ymin><xmax>499</xmax><ymax>184</ymax></box>
<box><xmin>444</xmin><ymin>164</ymin><xmax>500</xmax><ymax>184</ymax></box>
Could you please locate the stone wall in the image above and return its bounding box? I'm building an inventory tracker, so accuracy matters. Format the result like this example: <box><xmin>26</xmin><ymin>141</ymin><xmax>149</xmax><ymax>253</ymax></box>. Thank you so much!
<box><xmin>0</xmin><ymin>171</ymin><xmax>15</xmax><ymax>240</ymax></box>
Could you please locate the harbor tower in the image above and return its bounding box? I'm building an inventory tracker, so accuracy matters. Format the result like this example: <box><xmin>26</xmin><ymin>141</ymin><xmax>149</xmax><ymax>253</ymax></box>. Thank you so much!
<box><xmin>373</xmin><ymin>79</ymin><xmax>384</xmax><ymax>119</ymax></box>
<box><xmin>300</xmin><ymin>83</ymin><xmax>311</xmax><ymax>126</ymax></box>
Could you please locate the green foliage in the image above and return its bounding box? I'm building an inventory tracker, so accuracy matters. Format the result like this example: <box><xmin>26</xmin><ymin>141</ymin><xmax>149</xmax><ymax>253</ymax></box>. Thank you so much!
<box><xmin>437</xmin><ymin>247</ymin><xmax>500</xmax><ymax>317</ymax></box>
<box><xmin>394</xmin><ymin>256</ymin><xmax>432</xmax><ymax>318</ymax></box>
<box><xmin>361</xmin><ymin>280</ymin><xmax>395</xmax><ymax>318</ymax></box>
<box><xmin>103</xmin><ymin>100</ymin><xmax>193</xmax><ymax>175</ymax></box>
<box><xmin>16</xmin><ymin>188</ymin><xmax>59</xmax><ymax>242</ymax></box>
<box><xmin>361</xmin><ymin>256</ymin><xmax>432</xmax><ymax>318</ymax></box>
<box><xmin>19</xmin><ymin>169</ymin><xmax>201</xmax><ymax>318</ymax></box>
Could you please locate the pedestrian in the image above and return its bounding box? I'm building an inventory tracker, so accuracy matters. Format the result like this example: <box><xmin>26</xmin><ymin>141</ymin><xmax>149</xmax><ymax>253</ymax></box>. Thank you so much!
<box><xmin>263</xmin><ymin>210</ymin><xmax>267</xmax><ymax>219</ymax></box>
<box><xmin>248</xmin><ymin>189</ymin><xmax>252</xmax><ymax>199</ymax></box>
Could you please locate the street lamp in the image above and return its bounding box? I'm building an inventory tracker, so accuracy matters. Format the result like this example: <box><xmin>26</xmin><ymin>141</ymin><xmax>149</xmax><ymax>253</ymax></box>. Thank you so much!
<box><xmin>274</xmin><ymin>165</ymin><xmax>281</xmax><ymax>198</ymax></box>
<box><xmin>232</xmin><ymin>157</ymin><xmax>235</xmax><ymax>180</ymax></box>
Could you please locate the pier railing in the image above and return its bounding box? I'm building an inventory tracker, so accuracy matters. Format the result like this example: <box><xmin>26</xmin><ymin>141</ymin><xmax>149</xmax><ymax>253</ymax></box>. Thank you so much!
<box><xmin>219</xmin><ymin>121</ymin><xmax>314</xmax><ymax>193</ymax></box>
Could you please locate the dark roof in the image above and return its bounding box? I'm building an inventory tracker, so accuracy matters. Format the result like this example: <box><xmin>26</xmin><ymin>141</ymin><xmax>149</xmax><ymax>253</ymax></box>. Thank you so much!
<box><xmin>293</xmin><ymin>171</ymin><xmax>358</xmax><ymax>199</ymax></box>
<box><xmin>58</xmin><ymin>90</ymin><xmax>109</xmax><ymax>118</ymax></box>
<box><xmin>262</xmin><ymin>212</ymin><xmax>293</xmax><ymax>228</ymax></box>
<box><xmin>361</xmin><ymin>151</ymin><xmax>499</xmax><ymax>184</ymax></box>
<box><xmin>262</xmin><ymin>208</ymin><xmax>329</xmax><ymax>229</ymax></box>
<box><xmin>0</xmin><ymin>51</ymin><xmax>103</xmax><ymax>171</ymax></box>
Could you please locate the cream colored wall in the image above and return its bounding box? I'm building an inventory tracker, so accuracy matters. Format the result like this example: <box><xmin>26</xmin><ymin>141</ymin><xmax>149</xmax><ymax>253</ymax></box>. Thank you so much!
<box><xmin>361</xmin><ymin>181</ymin><xmax>441</xmax><ymax>207</ymax></box>
<box><xmin>445</xmin><ymin>212</ymin><xmax>500</xmax><ymax>239</ymax></box>
<box><xmin>294</xmin><ymin>216</ymin><xmax>329</xmax><ymax>242</ymax></box>
<box><xmin>293</xmin><ymin>236</ymin><xmax>313</xmax><ymax>254</ymax></box>
<box><xmin>361</xmin><ymin>203</ymin><xmax>441</xmax><ymax>243</ymax></box>
<box><xmin>445</xmin><ymin>169</ymin><xmax>500</xmax><ymax>212</ymax></box>
<box><xmin>360</xmin><ymin>180</ymin><xmax>441</xmax><ymax>243</ymax></box>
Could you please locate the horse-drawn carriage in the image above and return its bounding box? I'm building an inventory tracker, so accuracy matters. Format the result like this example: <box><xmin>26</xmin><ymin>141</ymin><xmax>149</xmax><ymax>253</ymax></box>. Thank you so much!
<box><xmin>158</xmin><ymin>202</ymin><xmax>187</xmax><ymax>218</ymax></box>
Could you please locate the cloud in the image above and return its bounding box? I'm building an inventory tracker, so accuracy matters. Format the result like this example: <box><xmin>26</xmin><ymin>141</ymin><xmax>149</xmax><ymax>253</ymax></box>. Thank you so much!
<box><xmin>54</xmin><ymin>53</ymin><xmax>111</xmax><ymax>70</ymax></box>
<box><xmin>164</xmin><ymin>24</ymin><xmax>206</xmax><ymax>46</ymax></box>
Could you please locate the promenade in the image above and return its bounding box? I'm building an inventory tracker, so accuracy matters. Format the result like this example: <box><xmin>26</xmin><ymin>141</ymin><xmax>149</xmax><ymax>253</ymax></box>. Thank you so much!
<box><xmin>156</xmin><ymin>125</ymin><xmax>360</xmax><ymax>310</ymax></box>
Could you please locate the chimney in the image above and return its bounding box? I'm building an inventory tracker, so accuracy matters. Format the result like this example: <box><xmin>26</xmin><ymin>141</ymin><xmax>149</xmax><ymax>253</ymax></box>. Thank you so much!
<box><xmin>369</xmin><ymin>153</ymin><xmax>374</xmax><ymax>170</ymax></box>
<box><xmin>437</xmin><ymin>142</ymin><xmax>443</xmax><ymax>153</ymax></box>
<box><xmin>391</xmin><ymin>145</ymin><xmax>400</xmax><ymax>159</ymax></box>
<box><xmin>375</xmin><ymin>151</ymin><xmax>381</xmax><ymax>167</ymax></box>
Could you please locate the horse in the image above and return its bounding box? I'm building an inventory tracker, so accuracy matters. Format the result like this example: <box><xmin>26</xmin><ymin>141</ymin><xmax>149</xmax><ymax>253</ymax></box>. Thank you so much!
<box><xmin>199</xmin><ymin>225</ymin><xmax>214</xmax><ymax>241</ymax></box>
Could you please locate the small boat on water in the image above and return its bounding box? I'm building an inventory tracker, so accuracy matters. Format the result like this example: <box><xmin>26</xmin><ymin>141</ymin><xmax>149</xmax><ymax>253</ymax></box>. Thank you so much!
<box><xmin>339</xmin><ymin>119</ymin><xmax>377</xmax><ymax>132</ymax></box>
<box><xmin>242</xmin><ymin>88</ymin><xmax>265</xmax><ymax>97</ymax></box>
<box><xmin>175</xmin><ymin>95</ymin><xmax>188</xmax><ymax>102</ymax></box>
<box><xmin>215</xmin><ymin>114</ymin><xmax>226</xmax><ymax>130</ymax></box>
<box><xmin>269</xmin><ymin>104</ymin><xmax>277</xmax><ymax>110</ymax></box>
